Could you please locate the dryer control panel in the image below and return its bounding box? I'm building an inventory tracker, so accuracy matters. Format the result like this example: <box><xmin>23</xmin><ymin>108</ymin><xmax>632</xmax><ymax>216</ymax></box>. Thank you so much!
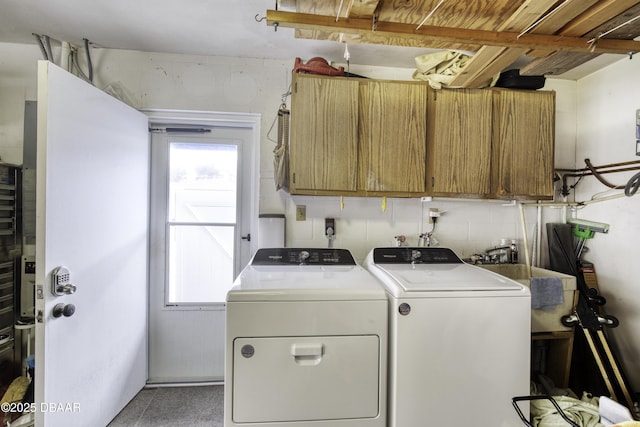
<box><xmin>251</xmin><ymin>248</ymin><xmax>357</xmax><ymax>266</ymax></box>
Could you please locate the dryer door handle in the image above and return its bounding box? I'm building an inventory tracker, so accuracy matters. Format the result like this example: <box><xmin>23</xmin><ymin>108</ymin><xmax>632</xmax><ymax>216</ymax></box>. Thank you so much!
<box><xmin>291</xmin><ymin>343</ymin><xmax>324</xmax><ymax>366</ymax></box>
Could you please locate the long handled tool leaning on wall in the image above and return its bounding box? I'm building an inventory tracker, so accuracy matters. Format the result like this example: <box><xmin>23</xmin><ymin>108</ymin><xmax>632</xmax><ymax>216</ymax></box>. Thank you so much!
<box><xmin>548</xmin><ymin>220</ymin><xmax>640</xmax><ymax>420</ymax></box>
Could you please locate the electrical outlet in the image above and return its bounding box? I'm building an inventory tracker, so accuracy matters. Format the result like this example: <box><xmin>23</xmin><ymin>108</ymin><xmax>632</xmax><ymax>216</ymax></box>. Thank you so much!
<box><xmin>296</xmin><ymin>205</ymin><xmax>306</xmax><ymax>221</ymax></box>
<box><xmin>325</xmin><ymin>218</ymin><xmax>336</xmax><ymax>236</ymax></box>
<box><xmin>428</xmin><ymin>208</ymin><xmax>440</xmax><ymax>224</ymax></box>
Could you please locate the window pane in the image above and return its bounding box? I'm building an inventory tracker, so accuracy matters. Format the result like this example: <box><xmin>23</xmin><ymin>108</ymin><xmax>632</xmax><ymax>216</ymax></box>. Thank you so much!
<box><xmin>168</xmin><ymin>225</ymin><xmax>234</xmax><ymax>304</ymax></box>
<box><xmin>169</xmin><ymin>142</ymin><xmax>238</xmax><ymax>223</ymax></box>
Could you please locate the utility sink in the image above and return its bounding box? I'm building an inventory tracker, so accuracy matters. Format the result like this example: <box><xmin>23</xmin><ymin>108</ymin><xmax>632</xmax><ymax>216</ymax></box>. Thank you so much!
<box><xmin>478</xmin><ymin>264</ymin><xmax>576</xmax><ymax>333</ymax></box>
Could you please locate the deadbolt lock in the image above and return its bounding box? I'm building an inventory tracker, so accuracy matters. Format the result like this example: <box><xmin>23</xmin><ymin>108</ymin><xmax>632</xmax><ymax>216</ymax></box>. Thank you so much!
<box><xmin>51</xmin><ymin>266</ymin><xmax>77</xmax><ymax>296</ymax></box>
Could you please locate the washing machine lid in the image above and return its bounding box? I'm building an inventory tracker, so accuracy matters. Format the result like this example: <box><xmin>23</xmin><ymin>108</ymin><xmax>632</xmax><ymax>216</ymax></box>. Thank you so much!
<box><xmin>227</xmin><ymin>248</ymin><xmax>387</xmax><ymax>302</ymax></box>
<box><xmin>366</xmin><ymin>247</ymin><xmax>524</xmax><ymax>292</ymax></box>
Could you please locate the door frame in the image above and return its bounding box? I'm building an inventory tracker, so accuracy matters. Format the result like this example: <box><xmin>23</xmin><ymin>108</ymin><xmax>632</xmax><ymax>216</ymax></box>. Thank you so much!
<box><xmin>145</xmin><ymin>109</ymin><xmax>260</xmax><ymax>382</ymax></box>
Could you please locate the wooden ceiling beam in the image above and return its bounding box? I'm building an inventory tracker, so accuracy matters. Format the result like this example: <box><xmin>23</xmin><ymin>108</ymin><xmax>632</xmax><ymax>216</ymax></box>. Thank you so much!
<box><xmin>526</xmin><ymin>0</ymin><xmax>640</xmax><ymax>58</ymax></box>
<box><xmin>498</xmin><ymin>0</ymin><xmax>563</xmax><ymax>32</ymax></box>
<box><xmin>449</xmin><ymin>0</ymin><xmax>558</xmax><ymax>87</ymax></box>
<box><xmin>520</xmin><ymin>52</ymin><xmax>596</xmax><ymax>76</ymax></box>
<box><xmin>266</xmin><ymin>9</ymin><xmax>640</xmax><ymax>55</ymax></box>
<box><xmin>531</xmin><ymin>0</ymin><xmax>601</xmax><ymax>34</ymax></box>
<box><xmin>522</xmin><ymin>1</ymin><xmax>640</xmax><ymax>75</ymax></box>
<box><xmin>526</xmin><ymin>0</ymin><xmax>608</xmax><ymax>57</ymax></box>
<box><xmin>559</xmin><ymin>0</ymin><xmax>640</xmax><ymax>36</ymax></box>
<box><xmin>345</xmin><ymin>0</ymin><xmax>380</xmax><ymax>18</ymax></box>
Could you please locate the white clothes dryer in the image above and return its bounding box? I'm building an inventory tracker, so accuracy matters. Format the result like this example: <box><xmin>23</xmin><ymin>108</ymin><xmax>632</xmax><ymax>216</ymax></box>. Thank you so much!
<box><xmin>364</xmin><ymin>247</ymin><xmax>531</xmax><ymax>427</ymax></box>
<box><xmin>225</xmin><ymin>248</ymin><xmax>388</xmax><ymax>427</ymax></box>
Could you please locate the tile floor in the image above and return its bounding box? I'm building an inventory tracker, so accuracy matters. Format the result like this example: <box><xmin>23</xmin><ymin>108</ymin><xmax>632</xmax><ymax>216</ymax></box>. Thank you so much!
<box><xmin>107</xmin><ymin>385</ymin><xmax>224</xmax><ymax>427</ymax></box>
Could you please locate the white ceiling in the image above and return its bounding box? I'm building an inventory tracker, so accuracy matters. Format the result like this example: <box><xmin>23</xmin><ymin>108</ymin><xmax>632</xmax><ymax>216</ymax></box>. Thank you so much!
<box><xmin>0</xmin><ymin>0</ymin><xmax>623</xmax><ymax>79</ymax></box>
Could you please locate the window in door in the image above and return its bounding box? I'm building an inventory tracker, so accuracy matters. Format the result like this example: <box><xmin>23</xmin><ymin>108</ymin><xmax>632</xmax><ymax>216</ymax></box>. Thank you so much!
<box><xmin>167</xmin><ymin>141</ymin><xmax>239</xmax><ymax>304</ymax></box>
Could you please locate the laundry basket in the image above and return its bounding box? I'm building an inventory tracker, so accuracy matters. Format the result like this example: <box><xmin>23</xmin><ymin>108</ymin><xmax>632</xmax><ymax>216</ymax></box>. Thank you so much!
<box><xmin>512</xmin><ymin>395</ymin><xmax>580</xmax><ymax>427</ymax></box>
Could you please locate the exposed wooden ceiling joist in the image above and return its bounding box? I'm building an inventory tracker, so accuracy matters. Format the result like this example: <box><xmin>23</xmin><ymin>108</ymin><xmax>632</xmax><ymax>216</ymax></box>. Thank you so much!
<box><xmin>266</xmin><ymin>10</ymin><xmax>640</xmax><ymax>55</ymax></box>
<box><xmin>448</xmin><ymin>0</ymin><xmax>559</xmax><ymax>88</ymax></box>
<box><xmin>524</xmin><ymin>0</ymin><xmax>601</xmax><ymax>57</ymax></box>
<box><xmin>269</xmin><ymin>1</ymin><xmax>640</xmax><ymax>84</ymax></box>
<box><xmin>450</xmin><ymin>0</ymin><xmax>606</xmax><ymax>87</ymax></box>
<box><xmin>559</xmin><ymin>0</ymin><xmax>640</xmax><ymax>36</ymax></box>
<box><xmin>344</xmin><ymin>0</ymin><xmax>380</xmax><ymax>19</ymax></box>
<box><xmin>526</xmin><ymin>0</ymin><xmax>637</xmax><ymax>58</ymax></box>
<box><xmin>522</xmin><ymin>2</ymin><xmax>640</xmax><ymax>75</ymax></box>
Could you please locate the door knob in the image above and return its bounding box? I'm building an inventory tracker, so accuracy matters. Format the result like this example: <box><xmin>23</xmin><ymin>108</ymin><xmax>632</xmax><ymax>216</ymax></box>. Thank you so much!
<box><xmin>52</xmin><ymin>303</ymin><xmax>76</xmax><ymax>318</ymax></box>
<box><xmin>57</xmin><ymin>284</ymin><xmax>77</xmax><ymax>295</ymax></box>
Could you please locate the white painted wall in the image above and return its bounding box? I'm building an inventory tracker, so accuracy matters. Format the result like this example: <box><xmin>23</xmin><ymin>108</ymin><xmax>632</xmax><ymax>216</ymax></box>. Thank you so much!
<box><xmin>0</xmin><ymin>43</ymin><xmax>38</xmax><ymax>163</ymax></box>
<box><xmin>573</xmin><ymin>57</ymin><xmax>640</xmax><ymax>390</ymax></box>
<box><xmin>5</xmin><ymin>41</ymin><xmax>637</xmax><ymax>391</ymax></box>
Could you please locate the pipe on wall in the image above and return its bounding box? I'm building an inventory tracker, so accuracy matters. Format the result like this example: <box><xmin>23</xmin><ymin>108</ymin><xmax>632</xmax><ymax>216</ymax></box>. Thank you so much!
<box><xmin>558</xmin><ymin>159</ymin><xmax>640</xmax><ymax>197</ymax></box>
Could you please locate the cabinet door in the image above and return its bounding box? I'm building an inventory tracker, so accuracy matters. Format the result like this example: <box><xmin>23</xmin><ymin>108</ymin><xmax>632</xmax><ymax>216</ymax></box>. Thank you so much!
<box><xmin>364</xmin><ymin>81</ymin><xmax>427</xmax><ymax>193</ymax></box>
<box><xmin>290</xmin><ymin>75</ymin><xmax>359</xmax><ymax>193</ymax></box>
<box><xmin>492</xmin><ymin>90</ymin><xmax>555</xmax><ymax>199</ymax></box>
<box><xmin>427</xmin><ymin>88</ymin><xmax>492</xmax><ymax>196</ymax></box>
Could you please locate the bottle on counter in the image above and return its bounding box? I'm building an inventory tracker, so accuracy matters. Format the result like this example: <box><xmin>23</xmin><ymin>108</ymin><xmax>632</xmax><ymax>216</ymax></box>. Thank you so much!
<box><xmin>510</xmin><ymin>240</ymin><xmax>518</xmax><ymax>263</ymax></box>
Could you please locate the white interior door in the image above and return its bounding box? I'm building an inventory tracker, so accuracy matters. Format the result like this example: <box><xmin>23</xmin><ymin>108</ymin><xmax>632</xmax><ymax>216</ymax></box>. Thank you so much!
<box><xmin>34</xmin><ymin>61</ymin><xmax>149</xmax><ymax>427</ymax></box>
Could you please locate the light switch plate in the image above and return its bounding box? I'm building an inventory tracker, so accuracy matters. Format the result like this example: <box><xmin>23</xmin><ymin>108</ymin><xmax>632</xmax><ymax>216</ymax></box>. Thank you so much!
<box><xmin>296</xmin><ymin>205</ymin><xmax>306</xmax><ymax>221</ymax></box>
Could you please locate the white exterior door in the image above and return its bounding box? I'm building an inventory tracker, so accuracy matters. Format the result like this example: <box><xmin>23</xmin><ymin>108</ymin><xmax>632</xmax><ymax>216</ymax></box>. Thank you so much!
<box><xmin>34</xmin><ymin>61</ymin><xmax>149</xmax><ymax>426</ymax></box>
<box><xmin>147</xmin><ymin>111</ymin><xmax>259</xmax><ymax>383</ymax></box>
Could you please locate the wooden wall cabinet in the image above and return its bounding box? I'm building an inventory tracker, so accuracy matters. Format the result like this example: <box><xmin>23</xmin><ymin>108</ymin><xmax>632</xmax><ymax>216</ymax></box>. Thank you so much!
<box><xmin>492</xmin><ymin>89</ymin><xmax>556</xmax><ymax>200</ymax></box>
<box><xmin>427</xmin><ymin>87</ymin><xmax>556</xmax><ymax>200</ymax></box>
<box><xmin>427</xmin><ymin>88</ymin><xmax>492</xmax><ymax>198</ymax></box>
<box><xmin>290</xmin><ymin>74</ymin><xmax>428</xmax><ymax>197</ymax></box>
<box><xmin>361</xmin><ymin>80</ymin><xmax>428</xmax><ymax>195</ymax></box>
<box><xmin>289</xmin><ymin>74</ymin><xmax>360</xmax><ymax>194</ymax></box>
<box><xmin>289</xmin><ymin>74</ymin><xmax>555</xmax><ymax>200</ymax></box>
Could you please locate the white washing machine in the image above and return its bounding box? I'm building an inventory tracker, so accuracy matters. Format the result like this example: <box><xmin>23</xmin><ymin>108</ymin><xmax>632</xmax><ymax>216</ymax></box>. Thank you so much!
<box><xmin>364</xmin><ymin>247</ymin><xmax>531</xmax><ymax>427</ymax></box>
<box><xmin>225</xmin><ymin>248</ymin><xmax>388</xmax><ymax>427</ymax></box>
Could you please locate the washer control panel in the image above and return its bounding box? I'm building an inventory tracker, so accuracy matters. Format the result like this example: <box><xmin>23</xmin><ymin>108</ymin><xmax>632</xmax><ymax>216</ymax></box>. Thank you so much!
<box><xmin>372</xmin><ymin>247</ymin><xmax>463</xmax><ymax>264</ymax></box>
